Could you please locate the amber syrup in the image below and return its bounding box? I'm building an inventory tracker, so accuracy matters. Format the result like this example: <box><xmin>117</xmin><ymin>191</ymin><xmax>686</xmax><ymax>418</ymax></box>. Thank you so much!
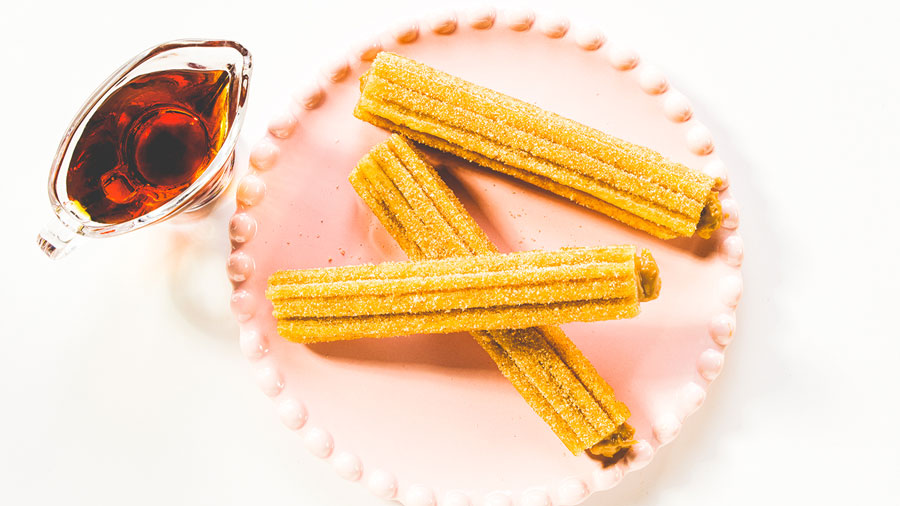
<box><xmin>65</xmin><ymin>69</ymin><xmax>231</xmax><ymax>224</ymax></box>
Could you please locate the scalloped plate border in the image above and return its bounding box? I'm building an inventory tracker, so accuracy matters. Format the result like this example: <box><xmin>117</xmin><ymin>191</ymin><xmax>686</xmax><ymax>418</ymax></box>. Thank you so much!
<box><xmin>227</xmin><ymin>7</ymin><xmax>743</xmax><ymax>506</ymax></box>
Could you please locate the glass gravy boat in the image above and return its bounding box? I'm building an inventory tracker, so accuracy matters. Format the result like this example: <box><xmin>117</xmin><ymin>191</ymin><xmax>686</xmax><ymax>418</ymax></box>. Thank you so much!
<box><xmin>38</xmin><ymin>39</ymin><xmax>252</xmax><ymax>258</ymax></box>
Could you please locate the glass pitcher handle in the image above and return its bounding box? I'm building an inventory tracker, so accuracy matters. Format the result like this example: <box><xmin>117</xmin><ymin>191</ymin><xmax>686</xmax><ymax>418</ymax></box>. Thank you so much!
<box><xmin>37</xmin><ymin>214</ymin><xmax>82</xmax><ymax>259</ymax></box>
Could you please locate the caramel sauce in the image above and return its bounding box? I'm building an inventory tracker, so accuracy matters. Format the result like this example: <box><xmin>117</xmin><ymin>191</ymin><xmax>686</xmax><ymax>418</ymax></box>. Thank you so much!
<box><xmin>66</xmin><ymin>68</ymin><xmax>231</xmax><ymax>224</ymax></box>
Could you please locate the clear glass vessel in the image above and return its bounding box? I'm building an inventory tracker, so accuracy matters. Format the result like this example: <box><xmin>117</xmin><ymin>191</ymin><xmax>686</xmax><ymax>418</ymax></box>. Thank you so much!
<box><xmin>38</xmin><ymin>39</ymin><xmax>252</xmax><ymax>258</ymax></box>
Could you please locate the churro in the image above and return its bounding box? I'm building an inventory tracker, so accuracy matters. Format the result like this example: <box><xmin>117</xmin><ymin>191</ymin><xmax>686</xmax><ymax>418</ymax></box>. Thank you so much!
<box><xmin>269</xmin><ymin>246</ymin><xmax>652</xmax><ymax>341</ymax></box>
<box><xmin>354</xmin><ymin>52</ymin><xmax>722</xmax><ymax>239</ymax></box>
<box><xmin>346</xmin><ymin>135</ymin><xmax>653</xmax><ymax>455</ymax></box>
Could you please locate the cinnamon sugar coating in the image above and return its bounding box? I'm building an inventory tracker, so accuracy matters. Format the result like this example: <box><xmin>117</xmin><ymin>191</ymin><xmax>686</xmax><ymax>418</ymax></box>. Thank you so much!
<box><xmin>354</xmin><ymin>52</ymin><xmax>722</xmax><ymax>239</ymax></box>
<box><xmin>343</xmin><ymin>135</ymin><xmax>648</xmax><ymax>454</ymax></box>
<box><xmin>268</xmin><ymin>245</ymin><xmax>653</xmax><ymax>340</ymax></box>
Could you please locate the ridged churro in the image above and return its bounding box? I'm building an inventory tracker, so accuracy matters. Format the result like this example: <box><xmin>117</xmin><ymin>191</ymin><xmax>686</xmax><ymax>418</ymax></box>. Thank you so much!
<box><xmin>354</xmin><ymin>52</ymin><xmax>722</xmax><ymax>239</ymax></box>
<box><xmin>347</xmin><ymin>135</ymin><xmax>654</xmax><ymax>455</ymax></box>
<box><xmin>269</xmin><ymin>246</ymin><xmax>652</xmax><ymax>341</ymax></box>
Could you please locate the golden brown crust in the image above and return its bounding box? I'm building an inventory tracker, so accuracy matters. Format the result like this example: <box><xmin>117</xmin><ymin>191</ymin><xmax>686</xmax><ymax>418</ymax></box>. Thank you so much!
<box><xmin>636</xmin><ymin>249</ymin><xmax>661</xmax><ymax>302</ymax></box>
<box><xmin>268</xmin><ymin>247</ymin><xmax>647</xmax><ymax>340</ymax></box>
<box><xmin>355</xmin><ymin>52</ymin><xmax>721</xmax><ymax>239</ymax></box>
<box><xmin>589</xmin><ymin>423</ymin><xmax>637</xmax><ymax>462</ymax></box>
<box><xmin>696</xmin><ymin>192</ymin><xmax>723</xmax><ymax>239</ymax></box>
<box><xmin>342</xmin><ymin>135</ymin><xmax>643</xmax><ymax>455</ymax></box>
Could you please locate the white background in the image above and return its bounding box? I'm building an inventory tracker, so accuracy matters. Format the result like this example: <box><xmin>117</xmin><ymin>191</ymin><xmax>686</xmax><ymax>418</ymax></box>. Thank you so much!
<box><xmin>1</xmin><ymin>0</ymin><xmax>898</xmax><ymax>504</ymax></box>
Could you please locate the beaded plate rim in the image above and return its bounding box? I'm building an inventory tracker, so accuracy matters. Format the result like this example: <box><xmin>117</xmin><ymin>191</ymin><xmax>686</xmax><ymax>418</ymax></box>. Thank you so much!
<box><xmin>227</xmin><ymin>7</ymin><xmax>743</xmax><ymax>506</ymax></box>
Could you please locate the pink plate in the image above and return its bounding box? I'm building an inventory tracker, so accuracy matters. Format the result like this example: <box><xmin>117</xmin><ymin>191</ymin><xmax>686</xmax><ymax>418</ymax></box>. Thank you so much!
<box><xmin>228</xmin><ymin>8</ymin><xmax>742</xmax><ymax>506</ymax></box>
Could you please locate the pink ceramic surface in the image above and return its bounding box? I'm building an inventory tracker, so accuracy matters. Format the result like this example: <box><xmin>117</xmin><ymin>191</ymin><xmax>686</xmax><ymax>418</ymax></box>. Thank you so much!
<box><xmin>229</xmin><ymin>8</ymin><xmax>742</xmax><ymax>506</ymax></box>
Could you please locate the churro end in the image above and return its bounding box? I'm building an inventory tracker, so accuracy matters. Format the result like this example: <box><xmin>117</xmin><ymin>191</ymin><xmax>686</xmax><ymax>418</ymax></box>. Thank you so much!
<box><xmin>588</xmin><ymin>423</ymin><xmax>637</xmax><ymax>463</ymax></box>
<box><xmin>636</xmin><ymin>249</ymin><xmax>661</xmax><ymax>302</ymax></box>
<box><xmin>696</xmin><ymin>192</ymin><xmax>722</xmax><ymax>239</ymax></box>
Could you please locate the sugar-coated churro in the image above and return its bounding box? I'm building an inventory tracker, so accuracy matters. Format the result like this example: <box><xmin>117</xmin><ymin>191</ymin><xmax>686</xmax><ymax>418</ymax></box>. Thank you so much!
<box><xmin>268</xmin><ymin>245</ymin><xmax>653</xmax><ymax>341</ymax></box>
<box><xmin>346</xmin><ymin>135</ymin><xmax>650</xmax><ymax>455</ymax></box>
<box><xmin>354</xmin><ymin>52</ymin><xmax>722</xmax><ymax>239</ymax></box>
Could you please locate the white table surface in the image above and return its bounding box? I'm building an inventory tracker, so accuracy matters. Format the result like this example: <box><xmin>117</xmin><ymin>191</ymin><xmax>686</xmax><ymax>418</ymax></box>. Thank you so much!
<box><xmin>2</xmin><ymin>0</ymin><xmax>898</xmax><ymax>504</ymax></box>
